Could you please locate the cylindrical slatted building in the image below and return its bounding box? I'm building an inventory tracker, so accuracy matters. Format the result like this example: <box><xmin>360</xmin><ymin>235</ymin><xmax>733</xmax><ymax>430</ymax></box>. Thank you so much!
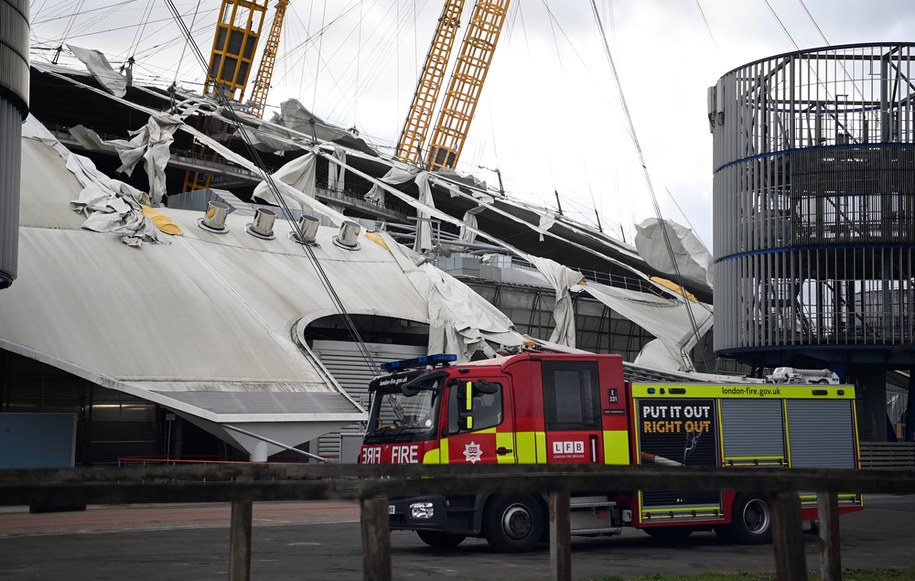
<box><xmin>709</xmin><ymin>43</ymin><xmax>915</xmax><ymax>441</ymax></box>
<box><xmin>0</xmin><ymin>0</ymin><xmax>29</xmax><ymax>289</ymax></box>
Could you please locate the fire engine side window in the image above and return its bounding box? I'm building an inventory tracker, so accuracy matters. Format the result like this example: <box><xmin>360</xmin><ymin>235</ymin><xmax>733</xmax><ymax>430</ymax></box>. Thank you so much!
<box><xmin>447</xmin><ymin>381</ymin><xmax>503</xmax><ymax>434</ymax></box>
<box><xmin>542</xmin><ymin>361</ymin><xmax>601</xmax><ymax>431</ymax></box>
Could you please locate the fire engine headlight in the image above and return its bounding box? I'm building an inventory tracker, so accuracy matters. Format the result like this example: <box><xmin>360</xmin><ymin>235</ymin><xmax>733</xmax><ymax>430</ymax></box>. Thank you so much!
<box><xmin>409</xmin><ymin>502</ymin><xmax>434</xmax><ymax>519</ymax></box>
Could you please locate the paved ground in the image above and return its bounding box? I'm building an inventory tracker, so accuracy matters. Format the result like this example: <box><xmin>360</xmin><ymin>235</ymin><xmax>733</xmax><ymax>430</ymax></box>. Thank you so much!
<box><xmin>0</xmin><ymin>501</ymin><xmax>360</xmax><ymax>537</ymax></box>
<box><xmin>0</xmin><ymin>496</ymin><xmax>913</xmax><ymax>580</ymax></box>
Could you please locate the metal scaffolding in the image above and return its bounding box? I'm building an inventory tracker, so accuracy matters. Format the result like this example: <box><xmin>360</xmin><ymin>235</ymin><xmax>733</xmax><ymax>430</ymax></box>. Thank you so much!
<box><xmin>710</xmin><ymin>43</ymin><xmax>915</xmax><ymax>365</ymax></box>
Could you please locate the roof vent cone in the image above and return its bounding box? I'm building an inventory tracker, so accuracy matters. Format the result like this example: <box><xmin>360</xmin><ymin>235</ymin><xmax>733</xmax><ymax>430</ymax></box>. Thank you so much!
<box><xmin>294</xmin><ymin>214</ymin><xmax>320</xmax><ymax>245</ymax></box>
<box><xmin>333</xmin><ymin>220</ymin><xmax>361</xmax><ymax>250</ymax></box>
<box><xmin>247</xmin><ymin>208</ymin><xmax>276</xmax><ymax>240</ymax></box>
<box><xmin>197</xmin><ymin>201</ymin><xmax>229</xmax><ymax>233</ymax></box>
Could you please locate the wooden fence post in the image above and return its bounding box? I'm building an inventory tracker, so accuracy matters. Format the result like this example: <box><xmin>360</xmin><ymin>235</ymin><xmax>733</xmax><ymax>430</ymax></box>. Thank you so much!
<box><xmin>817</xmin><ymin>491</ymin><xmax>841</xmax><ymax>581</ymax></box>
<box><xmin>770</xmin><ymin>491</ymin><xmax>807</xmax><ymax>581</ymax></box>
<box><xmin>549</xmin><ymin>490</ymin><xmax>571</xmax><ymax>581</ymax></box>
<box><xmin>360</xmin><ymin>497</ymin><xmax>391</xmax><ymax>581</ymax></box>
<box><xmin>229</xmin><ymin>499</ymin><xmax>252</xmax><ymax>581</ymax></box>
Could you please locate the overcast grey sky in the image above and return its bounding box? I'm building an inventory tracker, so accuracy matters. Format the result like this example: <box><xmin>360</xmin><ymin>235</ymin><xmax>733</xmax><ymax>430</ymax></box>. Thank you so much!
<box><xmin>28</xmin><ymin>0</ymin><xmax>915</xmax><ymax>250</ymax></box>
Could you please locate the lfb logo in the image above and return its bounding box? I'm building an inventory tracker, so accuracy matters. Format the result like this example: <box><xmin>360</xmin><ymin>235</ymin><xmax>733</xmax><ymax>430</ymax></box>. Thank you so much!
<box><xmin>552</xmin><ymin>441</ymin><xmax>585</xmax><ymax>455</ymax></box>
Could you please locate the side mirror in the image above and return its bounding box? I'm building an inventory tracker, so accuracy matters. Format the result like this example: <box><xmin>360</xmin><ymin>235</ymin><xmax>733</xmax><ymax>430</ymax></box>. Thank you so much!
<box><xmin>475</xmin><ymin>379</ymin><xmax>499</xmax><ymax>395</ymax></box>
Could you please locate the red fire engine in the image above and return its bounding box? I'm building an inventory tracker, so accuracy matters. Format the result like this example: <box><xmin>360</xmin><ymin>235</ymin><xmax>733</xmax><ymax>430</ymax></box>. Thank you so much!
<box><xmin>359</xmin><ymin>352</ymin><xmax>862</xmax><ymax>552</ymax></box>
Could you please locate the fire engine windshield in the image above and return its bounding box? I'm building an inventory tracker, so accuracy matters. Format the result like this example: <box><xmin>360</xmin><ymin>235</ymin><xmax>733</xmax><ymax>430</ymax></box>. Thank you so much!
<box><xmin>364</xmin><ymin>371</ymin><xmax>444</xmax><ymax>443</ymax></box>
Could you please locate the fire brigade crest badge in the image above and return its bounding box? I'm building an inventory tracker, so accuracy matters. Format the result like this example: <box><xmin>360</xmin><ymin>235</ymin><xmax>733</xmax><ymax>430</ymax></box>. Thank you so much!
<box><xmin>463</xmin><ymin>441</ymin><xmax>483</xmax><ymax>464</ymax></box>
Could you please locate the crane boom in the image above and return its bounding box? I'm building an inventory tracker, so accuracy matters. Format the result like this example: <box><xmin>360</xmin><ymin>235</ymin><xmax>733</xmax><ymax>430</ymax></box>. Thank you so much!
<box><xmin>425</xmin><ymin>0</ymin><xmax>510</xmax><ymax>171</ymax></box>
<box><xmin>183</xmin><ymin>0</ymin><xmax>268</xmax><ymax>192</ymax></box>
<box><xmin>249</xmin><ymin>0</ymin><xmax>289</xmax><ymax>119</ymax></box>
<box><xmin>203</xmin><ymin>0</ymin><xmax>268</xmax><ymax>100</ymax></box>
<box><xmin>396</xmin><ymin>0</ymin><xmax>467</xmax><ymax>165</ymax></box>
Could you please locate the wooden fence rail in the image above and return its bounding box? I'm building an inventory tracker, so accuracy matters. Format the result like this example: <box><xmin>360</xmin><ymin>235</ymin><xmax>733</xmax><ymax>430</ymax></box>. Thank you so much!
<box><xmin>2</xmin><ymin>464</ymin><xmax>914</xmax><ymax>581</ymax></box>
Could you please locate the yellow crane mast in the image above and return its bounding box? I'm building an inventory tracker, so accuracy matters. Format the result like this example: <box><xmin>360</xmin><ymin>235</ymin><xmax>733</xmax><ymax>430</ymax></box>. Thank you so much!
<box><xmin>425</xmin><ymin>0</ymin><xmax>510</xmax><ymax>171</ymax></box>
<box><xmin>249</xmin><ymin>0</ymin><xmax>289</xmax><ymax>119</ymax></box>
<box><xmin>396</xmin><ymin>0</ymin><xmax>467</xmax><ymax>165</ymax></box>
<box><xmin>183</xmin><ymin>0</ymin><xmax>268</xmax><ymax>192</ymax></box>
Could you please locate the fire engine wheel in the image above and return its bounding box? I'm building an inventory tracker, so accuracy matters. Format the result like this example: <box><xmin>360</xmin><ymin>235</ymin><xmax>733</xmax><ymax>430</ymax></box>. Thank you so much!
<box><xmin>723</xmin><ymin>494</ymin><xmax>772</xmax><ymax>544</ymax></box>
<box><xmin>483</xmin><ymin>495</ymin><xmax>544</xmax><ymax>553</ymax></box>
<box><xmin>416</xmin><ymin>530</ymin><xmax>466</xmax><ymax>550</ymax></box>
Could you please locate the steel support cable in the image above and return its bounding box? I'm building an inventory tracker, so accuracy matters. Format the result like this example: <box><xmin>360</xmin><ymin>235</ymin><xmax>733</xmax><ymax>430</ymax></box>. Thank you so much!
<box><xmin>795</xmin><ymin>0</ymin><xmax>868</xmax><ymax>111</ymax></box>
<box><xmin>127</xmin><ymin>0</ymin><xmax>156</xmax><ymax>58</ymax></box>
<box><xmin>32</xmin><ymin>0</ymin><xmax>136</xmax><ymax>26</ymax></box>
<box><xmin>167</xmin><ymin>3</ymin><xmax>380</xmax><ymax>375</ymax></box>
<box><xmin>354</xmin><ymin>0</ymin><xmax>363</xmax><ymax>127</ymax></box>
<box><xmin>65</xmin><ymin>1</ymin><xmax>144</xmax><ymax>45</ymax></box>
<box><xmin>762</xmin><ymin>0</ymin><xmax>799</xmax><ymax>50</ymax></box>
<box><xmin>272</xmin><ymin>2</ymin><xmax>403</xmax><ymax>117</ymax></box>
<box><xmin>762</xmin><ymin>2</ymin><xmax>866</xmax><ymax>143</ymax></box>
<box><xmin>170</xmin><ymin>2</ymin><xmax>380</xmax><ymax>376</ymax></box>
<box><xmin>164</xmin><ymin>0</ymin><xmax>379</xmax><ymax>376</ymax></box>
<box><xmin>796</xmin><ymin>0</ymin><xmax>829</xmax><ymax>45</ymax></box>
<box><xmin>694</xmin><ymin>0</ymin><xmax>717</xmax><ymax>49</ymax></box>
<box><xmin>589</xmin><ymin>0</ymin><xmax>702</xmax><ymax>371</ymax></box>
<box><xmin>312</xmin><ymin>0</ymin><xmax>329</xmax><ymax>112</ymax></box>
<box><xmin>52</xmin><ymin>0</ymin><xmax>88</xmax><ymax>63</ymax></box>
<box><xmin>172</xmin><ymin>1</ymin><xmax>204</xmax><ymax>86</ymax></box>
<box><xmin>58</xmin><ymin>0</ymin><xmax>88</xmax><ymax>44</ymax></box>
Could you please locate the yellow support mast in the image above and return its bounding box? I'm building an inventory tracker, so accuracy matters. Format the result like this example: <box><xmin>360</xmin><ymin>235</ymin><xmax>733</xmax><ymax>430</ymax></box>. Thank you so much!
<box><xmin>249</xmin><ymin>0</ymin><xmax>289</xmax><ymax>119</ymax></box>
<box><xmin>396</xmin><ymin>0</ymin><xmax>467</xmax><ymax>165</ymax></box>
<box><xmin>183</xmin><ymin>0</ymin><xmax>268</xmax><ymax>193</ymax></box>
<box><xmin>425</xmin><ymin>0</ymin><xmax>510</xmax><ymax>171</ymax></box>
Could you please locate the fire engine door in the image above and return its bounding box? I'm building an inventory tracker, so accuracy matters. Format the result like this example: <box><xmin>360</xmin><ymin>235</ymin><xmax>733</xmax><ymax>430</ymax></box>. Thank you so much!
<box><xmin>541</xmin><ymin>361</ymin><xmax>603</xmax><ymax>464</ymax></box>
<box><xmin>443</xmin><ymin>376</ymin><xmax>517</xmax><ymax>465</ymax></box>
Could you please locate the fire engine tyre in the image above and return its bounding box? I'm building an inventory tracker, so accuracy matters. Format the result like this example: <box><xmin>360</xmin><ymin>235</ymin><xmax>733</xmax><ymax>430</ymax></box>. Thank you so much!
<box><xmin>483</xmin><ymin>495</ymin><xmax>545</xmax><ymax>553</ymax></box>
<box><xmin>416</xmin><ymin>530</ymin><xmax>466</xmax><ymax>550</ymax></box>
<box><xmin>725</xmin><ymin>494</ymin><xmax>773</xmax><ymax>544</ymax></box>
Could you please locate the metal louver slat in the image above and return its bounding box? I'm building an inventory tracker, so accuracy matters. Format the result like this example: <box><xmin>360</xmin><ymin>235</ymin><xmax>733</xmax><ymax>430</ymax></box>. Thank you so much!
<box><xmin>787</xmin><ymin>400</ymin><xmax>855</xmax><ymax>468</ymax></box>
<box><xmin>720</xmin><ymin>399</ymin><xmax>785</xmax><ymax>464</ymax></box>
<box><xmin>313</xmin><ymin>341</ymin><xmax>426</xmax><ymax>461</ymax></box>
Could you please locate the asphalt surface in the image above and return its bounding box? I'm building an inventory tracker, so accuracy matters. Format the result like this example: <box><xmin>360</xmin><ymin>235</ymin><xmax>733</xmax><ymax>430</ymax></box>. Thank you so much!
<box><xmin>0</xmin><ymin>496</ymin><xmax>913</xmax><ymax>580</ymax></box>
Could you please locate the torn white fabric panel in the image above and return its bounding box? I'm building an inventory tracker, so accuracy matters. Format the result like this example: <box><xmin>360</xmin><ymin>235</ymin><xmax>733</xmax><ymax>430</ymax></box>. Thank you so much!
<box><xmin>439</xmin><ymin>180</ymin><xmax>463</xmax><ymax>198</ymax></box>
<box><xmin>459</xmin><ymin>210</ymin><xmax>479</xmax><ymax>244</ymax></box>
<box><xmin>581</xmin><ymin>280</ymin><xmax>713</xmax><ymax>372</ymax></box>
<box><xmin>275</xmin><ymin>99</ymin><xmax>376</xmax><ymax>155</ymax></box>
<box><xmin>65</xmin><ymin>151</ymin><xmax>150</xmax><ymax>208</ymax></box>
<box><xmin>22</xmin><ymin>115</ymin><xmax>61</xmax><ymax>146</ymax></box>
<box><xmin>413</xmin><ymin>172</ymin><xmax>435</xmax><ymax>253</ymax></box>
<box><xmin>33</xmin><ymin>67</ymin><xmax>352</xmax><ymax>231</ymax></box>
<box><xmin>252</xmin><ymin>153</ymin><xmax>346</xmax><ymax>224</ymax></box>
<box><xmin>635</xmin><ymin>218</ymin><xmax>714</xmax><ymax>289</ymax></box>
<box><xmin>427</xmin><ymin>172</ymin><xmax>654</xmax><ymax>286</ymax></box>
<box><xmin>634</xmin><ymin>338</ymin><xmax>684</xmax><ymax>370</ymax></box>
<box><xmin>377</xmin><ymin>231</ymin><xmax>525</xmax><ymax>360</ymax></box>
<box><xmin>68</xmin><ymin>125</ymin><xmax>119</xmax><ymax>153</ymax></box>
<box><xmin>537</xmin><ymin>213</ymin><xmax>557</xmax><ymax>242</ymax></box>
<box><xmin>364</xmin><ymin>166</ymin><xmax>414</xmax><ymax>205</ymax></box>
<box><xmin>68</xmin><ymin>45</ymin><xmax>127</xmax><ymax>98</ymax></box>
<box><xmin>28</xmin><ymin>122</ymin><xmax>162</xmax><ymax>247</ymax></box>
<box><xmin>248</xmin><ymin>126</ymin><xmax>299</xmax><ymax>154</ymax></box>
<box><xmin>66</xmin><ymin>153</ymin><xmax>161</xmax><ymax>246</ymax></box>
<box><xmin>327</xmin><ymin>148</ymin><xmax>347</xmax><ymax>192</ymax></box>
<box><xmin>98</xmin><ymin>113</ymin><xmax>181</xmax><ymax>205</ymax></box>
<box><xmin>528</xmin><ymin>256</ymin><xmax>584</xmax><ymax>348</ymax></box>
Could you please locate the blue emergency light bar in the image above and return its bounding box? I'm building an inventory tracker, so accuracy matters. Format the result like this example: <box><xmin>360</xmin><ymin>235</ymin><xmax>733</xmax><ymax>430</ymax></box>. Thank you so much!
<box><xmin>380</xmin><ymin>353</ymin><xmax>457</xmax><ymax>372</ymax></box>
